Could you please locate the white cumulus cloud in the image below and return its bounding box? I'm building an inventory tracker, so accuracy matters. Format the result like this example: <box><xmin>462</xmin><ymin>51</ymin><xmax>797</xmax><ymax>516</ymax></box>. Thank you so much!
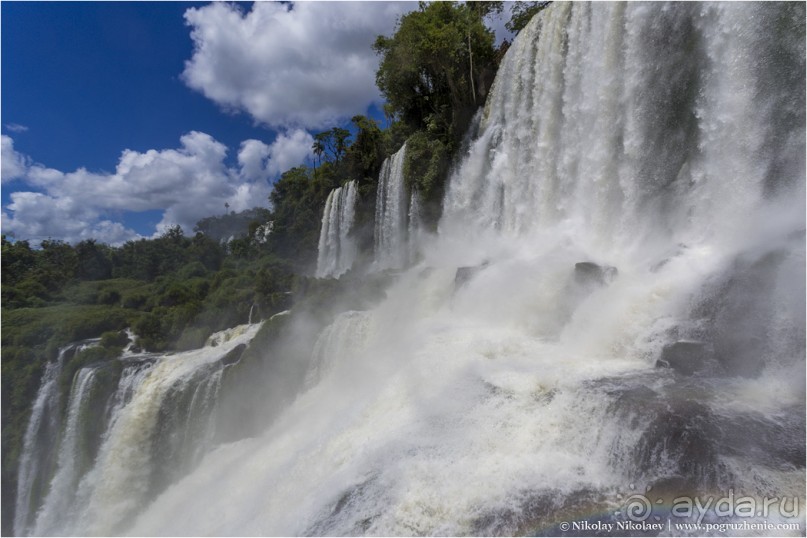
<box><xmin>265</xmin><ymin>129</ymin><xmax>314</xmax><ymax>176</ymax></box>
<box><xmin>238</xmin><ymin>129</ymin><xmax>313</xmax><ymax>181</ymax></box>
<box><xmin>2</xmin><ymin>135</ymin><xmax>30</xmax><ymax>182</ymax></box>
<box><xmin>238</xmin><ymin>139</ymin><xmax>273</xmax><ymax>182</ymax></box>
<box><xmin>2</xmin><ymin>131</ymin><xmax>306</xmax><ymax>244</ymax></box>
<box><xmin>2</xmin><ymin>192</ymin><xmax>140</xmax><ymax>245</ymax></box>
<box><xmin>182</xmin><ymin>2</ymin><xmax>414</xmax><ymax>129</ymax></box>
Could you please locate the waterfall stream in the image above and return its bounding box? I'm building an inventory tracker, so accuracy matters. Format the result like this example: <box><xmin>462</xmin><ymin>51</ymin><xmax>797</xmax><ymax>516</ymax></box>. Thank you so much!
<box><xmin>316</xmin><ymin>180</ymin><xmax>359</xmax><ymax>278</ymax></box>
<box><xmin>14</xmin><ymin>350</ymin><xmax>66</xmax><ymax>536</ymax></box>
<box><xmin>374</xmin><ymin>142</ymin><xmax>409</xmax><ymax>269</ymax></box>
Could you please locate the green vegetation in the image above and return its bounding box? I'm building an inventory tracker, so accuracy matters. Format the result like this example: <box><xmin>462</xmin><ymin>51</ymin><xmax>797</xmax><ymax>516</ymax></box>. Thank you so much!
<box><xmin>268</xmin><ymin>114</ymin><xmax>390</xmax><ymax>262</ymax></box>
<box><xmin>374</xmin><ymin>2</ymin><xmax>502</xmax><ymax>143</ymax></box>
<box><xmin>194</xmin><ymin>207</ymin><xmax>272</xmax><ymax>243</ymax></box>
<box><xmin>374</xmin><ymin>1</ymin><xmax>506</xmax><ymax>226</ymax></box>
<box><xmin>506</xmin><ymin>1</ymin><xmax>551</xmax><ymax>34</ymax></box>
<box><xmin>1</xmin><ymin>227</ymin><xmax>295</xmax><ymax>522</ymax></box>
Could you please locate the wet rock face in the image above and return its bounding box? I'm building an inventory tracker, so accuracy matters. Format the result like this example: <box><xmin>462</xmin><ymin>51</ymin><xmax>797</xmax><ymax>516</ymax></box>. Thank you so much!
<box><xmin>219</xmin><ymin>344</ymin><xmax>246</xmax><ymax>367</ymax></box>
<box><xmin>601</xmin><ymin>371</ymin><xmax>805</xmax><ymax>490</ymax></box>
<box><xmin>574</xmin><ymin>262</ymin><xmax>618</xmax><ymax>287</ymax></box>
<box><xmin>707</xmin><ymin>253</ymin><xmax>783</xmax><ymax>378</ymax></box>
<box><xmin>471</xmin><ymin>488</ymin><xmax>613</xmax><ymax>537</ymax></box>
<box><xmin>597</xmin><ymin>375</ymin><xmax>721</xmax><ymax>487</ymax></box>
<box><xmin>305</xmin><ymin>476</ymin><xmax>380</xmax><ymax>536</ymax></box>
<box><xmin>665</xmin><ymin>236</ymin><xmax>805</xmax><ymax>381</ymax></box>
<box><xmin>633</xmin><ymin>398</ymin><xmax>720</xmax><ymax>485</ymax></box>
<box><xmin>655</xmin><ymin>341</ymin><xmax>713</xmax><ymax>376</ymax></box>
<box><xmin>454</xmin><ymin>262</ymin><xmax>490</xmax><ymax>289</ymax></box>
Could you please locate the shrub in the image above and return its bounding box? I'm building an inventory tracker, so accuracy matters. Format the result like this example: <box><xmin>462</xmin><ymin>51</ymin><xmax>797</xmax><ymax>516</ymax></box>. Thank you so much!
<box><xmin>100</xmin><ymin>330</ymin><xmax>130</xmax><ymax>349</ymax></box>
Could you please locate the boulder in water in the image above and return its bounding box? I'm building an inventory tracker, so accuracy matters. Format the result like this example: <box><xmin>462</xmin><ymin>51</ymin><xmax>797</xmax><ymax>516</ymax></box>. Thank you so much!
<box><xmin>574</xmin><ymin>262</ymin><xmax>618</xmax><ymax>286</ymax></box>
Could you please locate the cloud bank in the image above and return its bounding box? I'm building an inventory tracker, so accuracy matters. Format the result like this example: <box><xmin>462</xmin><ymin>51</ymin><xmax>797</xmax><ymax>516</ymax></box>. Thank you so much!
<box><xmin>2</xmin><ymin>131</ymin><xmax>312</xmax><ymax>245</ymax></box>
<box><xmin>182</xmin><ymin>2</ymin><xmax>413</xmax><ymax>129</ymax></box>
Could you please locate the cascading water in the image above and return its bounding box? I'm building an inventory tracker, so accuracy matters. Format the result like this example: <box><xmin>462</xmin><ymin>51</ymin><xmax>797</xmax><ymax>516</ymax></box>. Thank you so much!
<box><xmin>316</xmin><ymin>181</ymin><xmax>359</xmax><ymax>278</ymax></box>
<box><xmin>374</xmin><ymin>142</ymin><xmax>409</xmax><ymax>269</ymax></box>
<box><xmin>15</xmin><ymin>324</ymin><xmax>262</xmax><ymax>536</ymax></box>
<box><xmin>305</xmin><ymin>310</ymin><xmax>372</xmax><ymax>387</ymax></box>
<box><xmin>14</xmin><ymin>3</ymin><xmax>805</xmax><ymax>536</ymax></box>
<box><xmin>13</xmin><ymin>340</ymin><xmax>104</xmax><ymax>537</ymax></box>
<box><xmin>31</xmin><ymin>366</ymin><xmax>100</xmax><ymax>535</ymax></box>
<box><xmin>14</xmin><ymin>351</ymin><xmax>66</xmax><ymax>536</ymax></box>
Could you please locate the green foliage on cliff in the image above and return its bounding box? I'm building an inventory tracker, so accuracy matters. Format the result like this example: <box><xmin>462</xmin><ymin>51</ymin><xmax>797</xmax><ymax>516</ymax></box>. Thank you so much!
<box><xmin>403</xmin><ymin>131</ymin><xmax>450</xmax><ymax>230</ymax></box>
<box><xmin>374</xmin><ymin>1</ymin><xmax>505</xmax><ymax>225</ymax></box>
<box><xmin>374</xmin><ymin>2</ymin><xmax>502</xmax><ymax>147</ymax></box>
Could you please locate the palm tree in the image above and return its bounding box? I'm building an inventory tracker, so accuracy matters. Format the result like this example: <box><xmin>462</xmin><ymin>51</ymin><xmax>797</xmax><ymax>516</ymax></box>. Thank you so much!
<box><xmin>312</xmin><ymin>135</ymin><xmax>326</xmax><ymax>168</ymax></box>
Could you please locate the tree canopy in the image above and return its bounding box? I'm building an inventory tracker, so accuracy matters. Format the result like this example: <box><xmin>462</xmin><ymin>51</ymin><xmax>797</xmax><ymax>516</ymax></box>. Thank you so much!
<box><xmin>374</xmin><ymin>1</ymin><xmax>503</xmax><ymax>147</ymax></box>
<box><xmin>506</xmin><ymin>1</ymin><xmax>551</xmax><ymax>34</ymax></box>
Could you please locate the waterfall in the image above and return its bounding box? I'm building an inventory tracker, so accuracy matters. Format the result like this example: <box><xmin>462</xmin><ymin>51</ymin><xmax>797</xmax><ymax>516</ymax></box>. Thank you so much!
<box><xmin>374</xmin><ymin>142</ymin><xmax>408</xmax><ymax>269</ymax></box>
<box><xmin>13</xmin><ymin>340</ymin><xmax>102</xmax><ymax>536</ymax></box>
<box><xmin>30</xmin><ymin>367</ymin><xmax>99</xmax><ymax>534</ymax></box>
<box><xmin>316</xmin><ymin>181</ymin><xmax>359</xmax><ymax>278</ymax></box>
<box><xmin>15</xmin><ymin>3</ymin><xmax>805</xmax><ymax>535</ymax></box>
<box><xmin>13</xmin><ymin>352</ymin><xmax>65</xmax><ymax>536</ymax></box>
<box><xmin>16</xmin><ymin>324</ymin><xmax>262</xmax><ymax>536</ymax></box>
<box><xmin>305</xmin><ymin>310</ymin><xmax>372</xmax><ymax>387</ymax></box>
<box><xmin>443</xmin><ymin>2</ymin><xmax>805</xmax><ymax>253</ymax></box>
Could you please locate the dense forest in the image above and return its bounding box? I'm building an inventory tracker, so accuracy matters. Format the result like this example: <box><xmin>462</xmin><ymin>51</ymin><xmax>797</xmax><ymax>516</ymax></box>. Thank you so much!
<box><xmin>1</xmin><ymin>2</ymin><xmax>549</xmax><ymax>532</ymax></box>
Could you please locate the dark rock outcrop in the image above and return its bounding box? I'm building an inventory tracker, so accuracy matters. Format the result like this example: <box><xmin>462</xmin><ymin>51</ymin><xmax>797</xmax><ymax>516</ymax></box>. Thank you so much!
<box><xmin>686</xmin><ymin>247</ymin><xmax>801</xmax><ymax>378</ymax></box>
<box><xmin>454</xmin><ymin>262</ymin><xmax>490</xmax><ymax>288</ymax></box>
<box><xmin>574</xmin><ymin>262</ymin><xmax>618</xmax><ymax>286</ymax></box>
<box><xmin>655</xmin><ymin>341</ymin><xmax>712</xmax><ymax>376</ymax></box>
<box><xmin>219</xmin><ymin>343</ymin><xmax>246</xmax><ymax>367</ymax></box>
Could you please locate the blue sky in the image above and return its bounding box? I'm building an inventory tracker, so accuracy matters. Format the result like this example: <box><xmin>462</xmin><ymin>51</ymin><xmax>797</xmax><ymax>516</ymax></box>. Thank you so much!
<box><xmin>2</xmin><ymin>1</ymin><xmax>510</xmax><ymax>245</ymax></box>
<box><xmin>1</xmin><ymin>1</ymin><xmax>416</xmax><ymax>244</ymax></box>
